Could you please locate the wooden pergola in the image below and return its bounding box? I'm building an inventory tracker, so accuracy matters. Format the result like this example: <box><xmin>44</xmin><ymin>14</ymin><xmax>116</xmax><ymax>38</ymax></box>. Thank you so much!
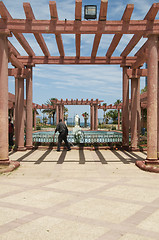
<box><xmin>0</xmin><ymin>0</ymin><xmax>159</xmax><ymax>167</ymax></box>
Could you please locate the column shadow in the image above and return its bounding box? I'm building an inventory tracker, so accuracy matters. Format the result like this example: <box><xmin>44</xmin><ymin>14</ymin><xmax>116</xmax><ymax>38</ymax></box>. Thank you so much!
<box><xmin>79</xmin><ymin>147</ymin><xmax>85</xmax><ymax>164</ymax></box>
<box><xmin>17</xmin><ymin>149</ymin><xmax>36</xmax><ymax>162</ymax></box>
<box><xmin>34</xmin><ymin>149</ymin><xmax>52</xmax><ymax>164</ymax></box>
<box><xmin>57</xmin><ymin>150</ymin><xmax>67</xmax><ymax>164</ymax></box>
<box><xmin>95</xmin><ymin>150</ymin><xmax>107</xmax><ymax>164</ymax></box>
<box><xmin>112</xmin><ymin>150</ymin><xmax>130</xmax><ymax>164</ymax></box>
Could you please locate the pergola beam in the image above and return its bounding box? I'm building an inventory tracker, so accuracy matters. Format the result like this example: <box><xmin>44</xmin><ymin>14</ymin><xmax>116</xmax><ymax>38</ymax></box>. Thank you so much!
<box><xmin>91</xmin><ymin>0</ymin><xmax>108</xmax><ymax>58</ymax></box>
<box><xmin>75</xmin><ymin>0</ymin><xmax>82</xmax><ymax>58</ymax></box>
<box><xmin>8</xmin><ymin>40</ymin><xmax>20</xmax><ymax>57</ymax></box>
<box><xmin>0</xmin><ymin>1</ymin><xmax>35</xmax><ymax>56</ymax></box>
<box><xmin>23</xmin><ymin>2</ymin><xmax>50</xmax><ymax>57</ymax></box>
<box><xmin>1</xmin><ymin>19</ymin><xmax>159</xmax><ymax>34</ymax></box>
<box><xmin>49</xmin><ymin>1</ymin><xmax>65</xmax><ymax>57</ymax></box>
<box><xmin>17</xmin><ymin>56</ymin><xmax>137</xmax><ymax>65</ymax></box>
<box><xmin>10</xmin><ymin>54</ymin><xmax>24</xmax><ymax>69</ymax></box>
<box><xmin>121</xmin><ymin>3</ymin><xmax>159</xmax><ymax>57</ymax></box>
<box><xmin>127</xmin><ymin>68</ymin><xmax>147</xmax><ymax>78</ymax></box>
<box><xmin>106</xmin><ymin>4</ymin><xmax>134</xmax><ymax>58</ymax></box>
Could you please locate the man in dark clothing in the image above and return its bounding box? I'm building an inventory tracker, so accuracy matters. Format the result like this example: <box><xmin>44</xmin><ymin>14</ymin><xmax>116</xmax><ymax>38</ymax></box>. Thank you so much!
<box><xmin>54</xmin><ymin>119</ymin><xmax>71</xmax><ymax>152</ymax></box>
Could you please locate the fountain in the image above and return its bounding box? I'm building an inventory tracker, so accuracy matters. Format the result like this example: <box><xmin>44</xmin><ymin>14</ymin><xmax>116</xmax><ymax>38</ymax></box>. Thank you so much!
<box><xmin>72</xmin><ymin>114</ymin><xmax>84</xmax><ymax>143</ymax></box>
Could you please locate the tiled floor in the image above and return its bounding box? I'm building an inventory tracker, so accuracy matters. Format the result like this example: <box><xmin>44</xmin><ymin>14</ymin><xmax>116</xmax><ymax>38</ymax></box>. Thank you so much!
<box><xmin>0</xmin><ymin>149</ymin><xmax>159</xmax><ymax>240</ymax></box>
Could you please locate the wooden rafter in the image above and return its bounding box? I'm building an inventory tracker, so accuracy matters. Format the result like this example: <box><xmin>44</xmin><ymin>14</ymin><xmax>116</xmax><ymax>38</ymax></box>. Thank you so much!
<box><xmin>127</xmin><ymin>68</ymin><xmax>147</xmax><ymax>78</ymax></box>
<box><xmin>8</xmin><ymin>40</ymin><xmax>20</xmax><ymax>57</ymax></box>
<box><xmin>23</xmin><ymin>2</ymin><xmax>50</xmax><ymax>57</ymax></box>
<box><xmin>10</xmin><ymin>54</ymin><xmax>24</xmax><ymax>69</ymax></box>
<box><xmin>0</xmin><ymin>1</ymin><xmax>35</xmax><ymax>56</ymax></box>
<box><xmin>49</xmin><ymin>1</ymin><xmax>65</xmax><ymax>57</ymax></box>
<box><xmin>106</xmin><ymin>4</ymin><xmax>134</xmax><ymax>58</ymax></box>
<box><xmin>121</xmin><ymin>3</ymin><xmax>159</xmax><ymax>57</ymax></box>
<box><xmin>17</xmin><ymin>56</ymin><xmax>137</xmax><ymax>65</ymax></box>
<box><xmin>91</xmin><ymin>0</ymin><xmax>108</xmax><ymax>58</ymax></box>
<box><xmin>75</xmin><ymin>0</ymin><xmax>82</xmax><ymax>58</ymax></box>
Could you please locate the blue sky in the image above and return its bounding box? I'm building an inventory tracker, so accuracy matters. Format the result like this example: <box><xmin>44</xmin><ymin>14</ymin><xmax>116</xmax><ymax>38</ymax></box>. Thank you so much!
<box><xmin>6</xmin><ymin>0</ymin><xmax>159</xmax><ymax>120</ymax></box>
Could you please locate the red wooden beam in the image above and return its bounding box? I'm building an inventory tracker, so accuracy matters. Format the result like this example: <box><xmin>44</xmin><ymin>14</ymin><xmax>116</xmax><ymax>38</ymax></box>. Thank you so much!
<box><xmin>121</xmin><ymin>3</ymin><xmax>159</xmax><ymax>57</ymax></box>
<box><xmin>8</xmin><ymin>40</ymin><xmax>20</xmax><ymax>57</ymax></box>
<box><xmin>10</xmin><ymin>54</ymin><xmax>24</xmax><ymax>69</ymax></box>
<box><xmin>106</xmin><ymin>4</ymin><xmax>134</xmax><ymax>58</ymax></box>
<box><xmin>8</xmin><ymin>68</ymin><xmax>28</xmax><ymax>77</ymax></box>
<box><xmin>75</xmin><ymin>0</ymin><xmax>82</xmax><ymax>58</ymax></box>
<box><xmin>1</xmin><ymin>19</ymin><xmax>159</xmax><ymax>34</ymax></box>
<box><xmin>91</xmin><ymin>0</ymin><xmax>108</xmax><ymax>58</ymax></box>
<box><xmin>0</xmin><ymin>1</ymin><xmax>35</xmax><ymax>57</ymax></box>
<box><xmin>127</xmin><ymin>68</ymin><xmax>147</xmax><ymax>78</ymax></box>
<box><xmin>23</xmin><ymin>2</ymin><xmax>50</xmax><ymax>57</ymax></box>
<box><xmin>49</xmin><ymin>1</ymin><xmax>65</xmax><ymax>57</ymax></box>
<box><xmin>17</xmin><ymin>56</ymin><xmax>137</xmax><ymax>65</ymax></box>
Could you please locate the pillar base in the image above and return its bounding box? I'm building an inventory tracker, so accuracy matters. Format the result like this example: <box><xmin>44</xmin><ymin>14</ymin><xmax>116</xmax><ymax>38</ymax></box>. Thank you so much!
<box><xmin>0</xmin><ymin>160</ymin><xmax>20</xmax><ymax>173</ymax></box>
<box><xmin>0</xmin><ymin>159</ymin><xmax>10</xmax><ymax>165</ymax></box>
<box><xmin>130</xmin><ymin>146</ymin><xmax>140</xmax><ymax>151</ymax></box>
<box><xmin>122</xmin><ymin>146</ymin><xmax>129</xmax><ymax>151</ymax></box>
<box><xmin>16</xmin><ymin>146</ymin><xmax>27</xmax><ymax>151</ymax></box>
<box><xmin>26</xmin><ymin>145</ymin><xmax>34</xmax><ymax>150</ymax></box>
<box><xmin>145</xmin><ymin>159</ymin><xmax>159</xmax><ymax>165</ymax></box>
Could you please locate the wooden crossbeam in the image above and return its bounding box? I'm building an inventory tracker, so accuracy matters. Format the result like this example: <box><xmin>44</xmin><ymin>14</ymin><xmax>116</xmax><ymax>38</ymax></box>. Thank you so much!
<box><xmin>23</xmin><ymin>3</ymin><xmax>50</xmax><ymax>57</ymax></box>
<box><xmin>17</xmin><ymin>56</ymin><xmax>137</xmax><ymax>65</ymax></box>
<box><xmin>75</xmin><ymin>0</ymin><xmax>82</xmax><ymax>58</ymax></box>
<box><xmin>106</xmin><ymin>4</ymin><xmax>134</xmax><ymax>57</ymax></box>
<box><xmin>121</xmin><ymin>3</ymin><xmax>159</xmax><ymax>57</ymax></box>
<box><xmin>10</xmin><ymin>54</ymin><xmax>24</xmax><ymax>68</ymax></box>
<box><xmin>1</xmin><ymin>19</ymin><xmax>159</xmax><ymax>34</ymax></box>
<box><xmin>127</xmin><ymin>68</ymin><xmax>147</xmax><ymax>78</ymax></box>
<box><xmin>8</xmin><ymin>40</ymin><xmax>20</xmax><ymax>57</ymax></box>
<box><xmin>8</xmin><ymin>68</ymin><xmax>28</xmax><ymax>77</ymax></box>
<box><xmin>49</xmin><ymin>1</ymin><xmax>65</xmax><ymax>57</ymax></box>
<box><xmin>0</xmin><ymin>1</ymin><xmax>35</xmax><ymax>56</ymax></box>
<box><xmin>91</xmin><ymin>0</ymin><xmax>108</xmax><ymax>58</ymax></box>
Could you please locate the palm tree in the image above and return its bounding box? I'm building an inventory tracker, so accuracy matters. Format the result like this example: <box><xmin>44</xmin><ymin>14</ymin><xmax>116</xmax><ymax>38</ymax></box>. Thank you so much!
<box><xmin>64</xmin><ymin>107</ymin><xmax>68</xmax><ymax>121</ymax></box>
<box><xmin>107</xmin><ymin>110</ymin><xmax>118</xmax><ymax>123</ymax></box>
<box><xmin>82</xmin><ymin>112</ymin><xmax>89</xmax><ymax>127</ymax></box>
<box><xmin>42</xmin><ymin>98</ymin><xmax>56</xmax><ymax>125</ymax></box>
<box><xmin>114</xmin><ymin>99</ymin><xmax>122</xmax><ymax>106</ymax></box>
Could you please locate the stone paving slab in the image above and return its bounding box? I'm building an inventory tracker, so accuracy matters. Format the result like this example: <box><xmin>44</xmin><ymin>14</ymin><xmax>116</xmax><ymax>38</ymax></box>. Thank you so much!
<box><xmin>0</xmin><ymin>149</ymin><xmax>159</xmax><ymax>240</ymax></box>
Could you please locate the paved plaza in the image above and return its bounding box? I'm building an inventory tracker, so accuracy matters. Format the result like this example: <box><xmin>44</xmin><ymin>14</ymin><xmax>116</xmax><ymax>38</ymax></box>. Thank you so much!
<box><xmin>0</xmin><ymin>149</ymin><xmax>159</xmax><ymax>240</ymax></box>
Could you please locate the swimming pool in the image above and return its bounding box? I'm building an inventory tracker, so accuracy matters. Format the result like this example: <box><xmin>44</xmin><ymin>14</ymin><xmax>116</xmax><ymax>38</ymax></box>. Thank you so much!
<box><xmin>32</xmin><ymin>130</ymin><xmax>123</xmax><ymax>144</ymax></box>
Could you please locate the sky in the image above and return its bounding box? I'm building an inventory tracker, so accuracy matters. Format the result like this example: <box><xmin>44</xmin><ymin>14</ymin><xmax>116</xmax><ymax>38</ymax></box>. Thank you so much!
<box><xmin>5</xmin><ymin>0</ymin><xmax>159</xmax><ymax>121</ymax></box>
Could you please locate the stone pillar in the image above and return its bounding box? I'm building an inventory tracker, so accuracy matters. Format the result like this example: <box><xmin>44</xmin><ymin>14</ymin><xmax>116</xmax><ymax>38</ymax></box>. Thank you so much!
<box><xmin>56</xmin><ymin>105</ymin><xmax>59</xmax><ymax>124</ymax></box>
<box><xmin>158</xmin><ymin>62</ymin><xmax>159</xmax><ymax>158</ymax></box>
<box><xmin>94</xmin><ymin>105</ymin><xmax>98</xmax><ymax>130</ymax></box>
<box><xmin>147</xmin><ymin>35</ymin><xmax>158</xmax><ymax>162</ymax></box>
<box><xmin>0</xmin><ymin>34</ymin><xmax>9</xmax><ymax>162</ymax></box>
<box><xmin>122</xmin><ymin>66</ymin><xmax>129</xmax><ymax>150</ymax></box>
<box><xmin>137</xmin><ymin>77</ymin><xmax>141</xmax><ymax>144</ymax></box>
<box><xmin>91</xmin><ymin>105</ymin><xmax>95</xmax><ymax>130</ymax></box>
<box><xmin>118</xmin><ymin>109</ymin><xmax>120</xmax><ymax>130</ymax></box>
<box><xmin>131</xmin><ymin>78</ymin><xmax>138</xmax><ymax>150</ymax></box>
<box><xmin>33</xmin><ymin>110</ymin><xmax>36</xmax><ymax>130</ymax></box>
<box><xmin>26</xmin><ymin>67</ymin><xmax>33</xmax><ymax>149</ymax></box>
<box><xmin>15</xmin><ymin>77</ymin><xmax>18</xmax><ymax>147</ymax></box>
<box><xmin>17</xmin><ymin>78</ymin><xmax>26</xmax><ymax>151</ymax></box>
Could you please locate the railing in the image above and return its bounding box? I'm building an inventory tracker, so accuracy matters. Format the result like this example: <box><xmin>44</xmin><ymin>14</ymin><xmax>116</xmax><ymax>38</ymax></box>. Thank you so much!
<box><xmin>32</xmin><ymin>133</ymin><xmax>123</xmax><ymax>144</ymax></box>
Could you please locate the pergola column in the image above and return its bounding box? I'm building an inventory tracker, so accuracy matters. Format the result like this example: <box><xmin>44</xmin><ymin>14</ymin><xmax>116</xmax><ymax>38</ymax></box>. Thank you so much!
<box><xmin>0</xmin><ymin>34</ymin><xmax>9</xmax><ymax>162</ymax></box>
<box><xmin>26</xmin><ymin>67</ymin><xmax>33</xmax><ymax>149</ymax></box>
<box><xmin>16</xmin><ymin>77</ymin><xmax>26</xmax><ymax>151</ymax></box>
<box><xmin>33</xmin><ymin>110</ymin><xmax>36</xmax><ymax>130</ymax></box>
<box><xmin>118</xmin><ymin>109</ymin><xmax>120</xmax><ymax>130</ymax></box>
<box><xmin>56</xmin><ymin>105</ymin><xmax>59</xmax><ymax>124</ymax></box>
<box><xmin>91</xmin><ymin>105</ymin><xmax>95</xmax><ymax>130</ymax></box>
<box><xmin>147</xmin><ymin>35</ymin><xmax>158</xmax><ymax>162</ymax></box>
<box><xmin>137</xmin><ymin>77</ymin><xmax>141</xmax><ymax>144</ymax></box>
<box><xmin>94</xmin><ymin>104</ymin><xmax>98</xmax><ymax>131</ymax></box>
<box><xmin>122</xmin><ymin>66</ymin><xmax>129</xmax><ymax>150</ymax></box>
<box><xmin>130</xmin><ymin>78</ymin><xmax>138</xmax><ymax>150</ymax></box>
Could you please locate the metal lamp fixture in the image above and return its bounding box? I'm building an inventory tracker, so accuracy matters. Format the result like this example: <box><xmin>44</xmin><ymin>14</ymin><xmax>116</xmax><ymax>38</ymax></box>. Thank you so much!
<box><xmin>84</xmin><ymin>5</ymin><xmax>97</xmax><ymax>20</ymax></box>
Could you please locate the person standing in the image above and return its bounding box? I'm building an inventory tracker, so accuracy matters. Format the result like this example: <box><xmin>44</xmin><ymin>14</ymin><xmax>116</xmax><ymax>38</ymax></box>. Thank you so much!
<box><xmin>9</xmin><ymin>118</ymin><xmax>14</xmax><ymax>148</ymax></box>
<box><xmin>54</xmin><ymin>119</ymin><xmax>71</xmax><ymax>152</ymax></box>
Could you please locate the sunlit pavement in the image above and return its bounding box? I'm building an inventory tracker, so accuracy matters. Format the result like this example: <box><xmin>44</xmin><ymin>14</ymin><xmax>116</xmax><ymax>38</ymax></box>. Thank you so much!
<box><xmin>0</xmin><ymin>149</ymin><xmax>159</xmax><ymax>240</ymax></box>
